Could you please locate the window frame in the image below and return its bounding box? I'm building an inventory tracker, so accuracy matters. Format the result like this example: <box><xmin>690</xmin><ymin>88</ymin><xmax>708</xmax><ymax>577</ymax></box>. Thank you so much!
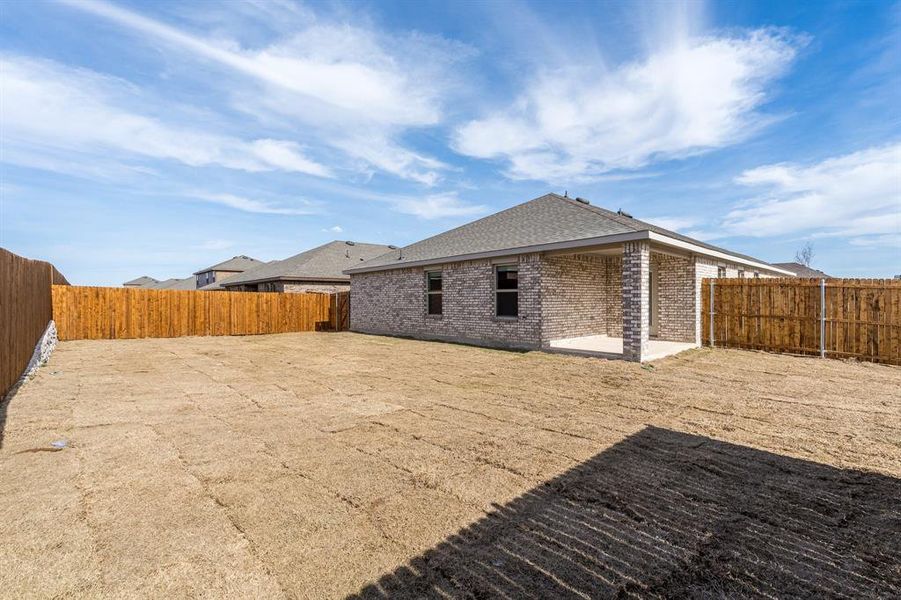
<box><xmin>494</xmin><ymin>264</ymin><xmax>519</xmax><ymax>319</ymax></box>
<box><xmin>425</xmin><ymin>270</ymin><xmax>443</xmax><ymax>316</ymax></box>
<box><xmin>738</xmin><ymin>269</ymin><xmax>746</xmax><ymax>279</ymax></box>
<box><xmin>717</xmin><ymin>266</ymin><xmax>727</xmax><ymax>278</ymax></box>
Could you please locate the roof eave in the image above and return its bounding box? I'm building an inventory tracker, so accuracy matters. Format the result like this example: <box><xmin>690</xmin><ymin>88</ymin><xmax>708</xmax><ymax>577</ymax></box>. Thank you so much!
<box><xmin>344</xmin><ymin>230</ymin><xmax>795</xmax><ymax>276</ymax></box>
<box><xmin>645</xmin><ymin>232</ymin><xmax>796</xmax><ymax>275</ymax></box>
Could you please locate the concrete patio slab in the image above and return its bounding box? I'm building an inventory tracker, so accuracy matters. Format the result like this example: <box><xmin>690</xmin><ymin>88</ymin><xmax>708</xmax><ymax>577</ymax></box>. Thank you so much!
<box><xmin>547</xmin><ymin>334</ymin><xmax>697</xmax><ymax>361</ymax></box>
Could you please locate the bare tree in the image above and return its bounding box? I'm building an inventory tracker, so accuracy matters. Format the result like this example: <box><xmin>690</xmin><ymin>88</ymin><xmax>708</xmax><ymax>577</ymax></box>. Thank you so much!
<box><xmin>795</xmin><ymin>242</ymin><xmax>814</xmax><ymax>267</ymax></box>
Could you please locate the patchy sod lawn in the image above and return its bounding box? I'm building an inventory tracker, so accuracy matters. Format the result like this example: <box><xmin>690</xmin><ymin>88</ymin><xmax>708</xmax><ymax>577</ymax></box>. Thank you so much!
<box><xmin>1</xmin><ymin>332</ymin><xmax>899</xmax><ymax>598</ymax></box>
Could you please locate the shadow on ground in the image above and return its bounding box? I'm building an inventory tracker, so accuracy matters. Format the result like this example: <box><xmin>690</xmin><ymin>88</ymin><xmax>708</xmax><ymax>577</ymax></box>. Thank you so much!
<box><xmin>350</xmin><ymin>426</ymin><xmax>900</xmax><ymax>599</ymax></box>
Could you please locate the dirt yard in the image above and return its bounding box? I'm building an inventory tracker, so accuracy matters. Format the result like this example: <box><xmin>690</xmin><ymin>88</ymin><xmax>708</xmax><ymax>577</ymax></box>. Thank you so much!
<box><xmin>1</xmin><ymin>332</ymin><xmax>899</xmax><ymax>599</ymax></box>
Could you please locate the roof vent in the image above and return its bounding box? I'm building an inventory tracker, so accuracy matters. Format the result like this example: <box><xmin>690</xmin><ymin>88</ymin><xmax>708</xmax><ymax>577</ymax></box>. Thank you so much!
<box><xmin>617</xmin><ymin>209</ymin><xmax>633</xmax><ymax>218</ymax></box>
<box><xmin>388</xmin><ymin>245</ymin><xmax>398</xmax><ymax>249</ymax></box>
<box><xmin>345</xmin><ymin>241</ymin><xmax>355</xmax><ymax>246</ymax></box>
<box><xmin>575</xmin><ymin>197</ymin><xmax>590</xmax><ymax>205</ymax></box>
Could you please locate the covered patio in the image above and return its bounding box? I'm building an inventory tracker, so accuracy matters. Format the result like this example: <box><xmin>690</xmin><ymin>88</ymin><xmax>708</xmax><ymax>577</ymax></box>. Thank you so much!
<box><xmin>539</xmin><ymin>239</ymin><xmax>705</xmax><ymax>362</ymax></box>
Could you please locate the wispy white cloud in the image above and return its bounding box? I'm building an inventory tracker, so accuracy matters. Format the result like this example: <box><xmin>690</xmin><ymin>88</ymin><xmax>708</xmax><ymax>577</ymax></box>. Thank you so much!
<box><xmin>322</xmin><ymin>225</ymin><xmax>343</xmax><ymax>233</ymax></box>
<box><xmin>721</xmin><ymin>143</ymin><xmax>901</xmax><ymax>239</ymax></box>
<box><xmin>191</xmin><ymin>192</ymin><xmax>317</xmax><ymax>216</ymax></box>
<box><xmin>453</xmin><ymin>27</ymin><xmax>800</xmax><ymax>181</ymax></box>
<box><xmin>330</xmin><ymin>134</ymin><xmax>449</xmax><ymax>187</ymax></box>
<box><xmin>386</xmin><ymin>192</ymin><xmax>488</xmax><ymax>220</ymax></box>
<box><xmin>59</xmin><ymin>0</ymin><xmax>469</xmax><ymax>184</ymax></box>
<box><xmin>0</xmin><ymin>55</ymin><xmax>330</xmax><ymax>177</ymax></box>
<box><xmin>848</xmin><ymin>234</ymin><xmax>901</xmax><ymax>248</ymax></box>
<box><xmin>61</xmin><ymin>0</ymin><xmax>440</xmax><ymax>125</ymax></box>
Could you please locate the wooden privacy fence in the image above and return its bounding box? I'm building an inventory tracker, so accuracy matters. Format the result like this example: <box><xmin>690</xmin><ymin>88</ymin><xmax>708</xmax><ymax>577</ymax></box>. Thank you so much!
<box><xmin>52</xmin><ymin>285</ymin><xmax>348</xmax><ymax>341</ymax></box>
<box><xmin>702</xmin><ymin>278</ymin><xmax>901</xmax><ymax>365</ymax></box>
<box><xmin>1</xmin><ymin>248</ymin><xmax>69</xmax><ymax>398</ymax></box>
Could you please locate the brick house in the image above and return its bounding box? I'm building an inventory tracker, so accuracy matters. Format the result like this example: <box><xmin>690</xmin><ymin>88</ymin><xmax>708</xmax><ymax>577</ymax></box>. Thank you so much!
<box><xmin>220</xmin><ymin>240</ymin><xmax>395</xmax><ymax>293</ymax></box>
<box><xmin>346</xmin><ymin>193</ymin><xmax>793</xmax><ymax>362</ymax></box>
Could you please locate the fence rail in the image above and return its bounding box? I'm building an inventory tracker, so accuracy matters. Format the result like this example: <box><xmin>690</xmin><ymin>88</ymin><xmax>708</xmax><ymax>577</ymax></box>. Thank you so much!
<box><xmin>1</xmin><ymin>248</ymin><xmax>69</xmax><ymax>398</ymax></box>
<box><xmin>52</xmin><ymin>286</ymin><xmax>338</xmax><ymax>341</ymax></box>
<box><xmin>702</xmin><ymin>278</ymin><xmax>901</xmax><ymax>365</ymax></box>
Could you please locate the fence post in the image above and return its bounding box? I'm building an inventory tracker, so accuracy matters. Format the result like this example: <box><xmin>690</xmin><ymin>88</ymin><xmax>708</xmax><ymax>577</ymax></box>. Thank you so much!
<box><xmin>709</xmin><ymin>279</ymin><xmax>715</xmax><ymax>347</ymax></box>
<box><xmin>820</xmin><ymin>278</ymin><xmax>826</xmax><ymax>358</ymax></box>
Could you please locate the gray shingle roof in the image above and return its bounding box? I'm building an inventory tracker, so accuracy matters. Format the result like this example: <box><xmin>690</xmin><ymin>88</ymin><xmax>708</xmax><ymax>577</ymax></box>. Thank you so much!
<box><xmin>772</xmin><ymin>262</ymin><xmax>832</xmax><ymax>278</ymax></box>
<box><xmin>134</xmin><ymin>277</ymin><xmax>199</xmax><ymax>290</ymax></box>
<box><xmin>221</xmin><ymin>241</ymin><xmax>395</xmax><ymax>287</ymax></box>
<box><xmin>123</xmin><ymin>276</ymin><xmax>159</xmax><ymax>287</ymax></box>
<box><xmin>348</xmin><ymin>193</ymin><xmax>785</xmax><ymax>273</ymax></box>
<box><xmin>193</xmin><ymin>255</ymin><xmax>264</xmax><ymax>275</ymax></box>
<box><xmin>160</xmin><ymin>277</ymin><xmax>198</xmax><ymax>290</ymax></box>
<box><xmin>145</xmin><ymin>278</ymin><xmax>177</xmax><ymax>289</ymax></box>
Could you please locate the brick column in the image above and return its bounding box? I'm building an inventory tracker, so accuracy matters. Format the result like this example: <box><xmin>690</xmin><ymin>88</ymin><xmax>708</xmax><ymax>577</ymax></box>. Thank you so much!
<box><xmin>622</xmin><ymin>241</ymin><xmax>649</xmax><ymax>361</ymax></box>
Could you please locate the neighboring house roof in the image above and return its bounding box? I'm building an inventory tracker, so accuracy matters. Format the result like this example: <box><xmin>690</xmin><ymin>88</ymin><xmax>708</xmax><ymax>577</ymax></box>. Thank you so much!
<box><xmin>123</xmin><ymin>276</ymin><xmax>159</xmax><ymax>287</ymax></box>
<box><xmin>771</xmin><ymin>262</ymin><xmax>832</xmax><ymax>278</ymax></box>
<box><xmin>159</xmin><ymin>277</ymin><xmax>198</xmax><ymax>290</ymax></box>
<box><xmin>221</xmin><ymin>241</ymin><xmax>395</xmax><ymax>287</ymax></box>
<box><xmin>346</xmin><ymin>193</ymin><xmax>794</xmax><ymax>275</ymax></box>
<box><xmin>147</xmin><ymin>278</ymin><xmax>180</xmax><ymax>289</ymax></box>
<box><xmin>193</xmin><ymin>255</ymin><xmax>264</xmax><ymax>275</ymax></box>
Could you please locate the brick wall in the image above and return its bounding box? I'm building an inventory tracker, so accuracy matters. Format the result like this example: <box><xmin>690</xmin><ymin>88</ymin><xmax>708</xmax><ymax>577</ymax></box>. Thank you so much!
<box><xmin>602</xmin><ymin>258</ymin><xmax>623</xmax><ymax>337</ymax></box>
<box><xmin>350</xmin><ymin>254</ymin><xmax>542</xmax><ymax>349</ymax></box>
<box><xmin>225</xmin><ymin>281</ymin><xmax>349</xmax><ymax>293</ymax></box>
<box><xmin>279</xmin><ymin>281</ymin><xmax>349</xmax><ymax>294</ymax></box>
<box><xmin>652</xmin><ymin>253</ymin><xmax>695</xmax><ymax>342</ymax></box>
<box><xmin>540</xmin><ymin>254</ymin><xmax>605</xmax><ymax>342</ymax></box>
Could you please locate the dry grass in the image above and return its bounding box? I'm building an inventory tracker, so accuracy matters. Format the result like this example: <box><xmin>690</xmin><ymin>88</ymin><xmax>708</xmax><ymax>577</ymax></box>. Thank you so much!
<box><xmin>1</xmin><ymin>332</ymin><xmax>898</xmax><ymax>598</ymax></box>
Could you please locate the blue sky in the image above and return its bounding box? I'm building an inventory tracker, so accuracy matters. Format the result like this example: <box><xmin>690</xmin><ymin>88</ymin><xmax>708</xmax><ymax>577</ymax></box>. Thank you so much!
<box><xmin>1</xmin><ymin>0</ymin><xmax>898</xmax><ymax>285</ymax></box>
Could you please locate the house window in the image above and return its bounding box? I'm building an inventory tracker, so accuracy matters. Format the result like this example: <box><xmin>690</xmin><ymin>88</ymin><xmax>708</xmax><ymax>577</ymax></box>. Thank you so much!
<box><xmin>754</xmin><ymin>272</ymin><xmax>760</xmax><ymax>278</ymax></box>
<box><xmin>717</xmin><ymin>266</ymin><xmax>727</xmax><ymax>278</ymax></box>
<box><xmin>426</xmin><ymin>271</ymin><xmax>442</xmax><ymax>315</ymax></box>
<box><xmin>495</xmin><ymin>265</ymin><xmax>518</xmax><ymax>317</ymax></box>
<box><xmin>738</xmin><ymin>270</ymin><xmax>745</xmax><ymax>278</ymax></box>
